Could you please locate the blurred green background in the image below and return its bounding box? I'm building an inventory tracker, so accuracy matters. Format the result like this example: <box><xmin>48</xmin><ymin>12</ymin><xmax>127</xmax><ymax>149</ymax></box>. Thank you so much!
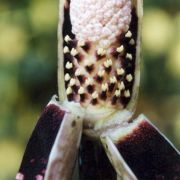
<box><xmin>0</xmin><ymin>0</ymin><xmax>179</xmax><ymax>179</ymax></box>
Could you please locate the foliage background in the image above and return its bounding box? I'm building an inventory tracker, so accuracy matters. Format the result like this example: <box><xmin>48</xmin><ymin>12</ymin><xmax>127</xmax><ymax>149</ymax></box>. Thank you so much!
<box><xmin>0</xmin><ymin>0</ymin><xmax>179</xmax><ymax>179</ymax></box>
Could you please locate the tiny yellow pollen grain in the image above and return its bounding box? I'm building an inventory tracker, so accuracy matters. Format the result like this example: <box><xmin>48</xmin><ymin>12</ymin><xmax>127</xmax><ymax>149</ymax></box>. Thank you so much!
<box><xmin>126</xmin><ymin>74</ymin><xmax>133</xmax><ymax>82</ymax></box>
<box><xmin>116</xmin><ymin>45</ymin><xmax>124</xmax><ymax>53</ymax></box>
<box><xmin>69</xmin><ymin>78</ymin><xmax>76</xmax><ymax>86</ymax></box>
<box><xmin>124</xmin><ymin>90</ymin><xmax>130</xmax><ymax>97</ymax></box>
<box><xmin>117</xmin><ymin>68</ymin><xmax>125</xmax><ymax>75</ymax></box>
<box><xmin>78</xmin><ymin>87</ymin><xmax>85</xmax><ymax>94</ymax></box>
<box><xmin>65</xmin><ymin>62</ymin><xmax>73</xmax><ymax>69</ymax></box>
<box><xmin>66</xmin><ymin>87</ymin><xmax>72</xmax><ymax>95</ymax></box>
<box><xmin>63</xmin><ymin>46</ymin><xmax>69</xmax><ymax>53</ymax></box>
<box><xmin>71</xmin><ymin>48</ymin><xmax>78</xmax><ymax>56</ymax></box>
<box><xmin>125</xmin><ymin>30</ymin><xmax>132</xmax><ymax>38</ymax></box>
<box><xmin>126</xmin><ymin>53</ymin><xmax>132</xmax><ymax>60</ymax></box>
<box><xmin>92</xmin><ymin>91</ymin><xmax>98</xmax><ymax>99</ymax></box>
<box><xmin>64</xmin><ymin>35</ymin><xmax>71</xmax><ymax>42</ymax></box>
<box><xmin>129</xmin><ymin>39</ymin><xmax>135</xmax><ymax>45</ymax></box>
<box><xmin>102</xmin><ymin>83</ymin><xmax>108</xmax><ymax>91</ymax></box>
<box><xmin>65</xmin><ymin>73</ymin><xmax>71</xmax><ymax>81</ymax></box>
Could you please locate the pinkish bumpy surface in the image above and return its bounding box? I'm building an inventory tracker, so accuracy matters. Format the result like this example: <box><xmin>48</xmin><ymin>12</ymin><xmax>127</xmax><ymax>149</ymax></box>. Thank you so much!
<box><xmin>63</xmin><ymin>0</ymin><xmax>138</xmax><ymax>110</ymax></box>
<box><xmin>70</xmin><ymin>0</ymin><xmax>132</xmax><ymax>47</ymax></box>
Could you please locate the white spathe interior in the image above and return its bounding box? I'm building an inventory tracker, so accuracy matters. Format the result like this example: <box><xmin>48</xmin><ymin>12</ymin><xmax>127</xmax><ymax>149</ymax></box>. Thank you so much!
<box><xmin>58</xmin><ymin>0</ymin><xmax>143</xmax><ymax>132</ymax></box>
<box><xmin>61</xmin><ymin>100</ymin><xmax>133</xmax><ymax>131</ymax></box>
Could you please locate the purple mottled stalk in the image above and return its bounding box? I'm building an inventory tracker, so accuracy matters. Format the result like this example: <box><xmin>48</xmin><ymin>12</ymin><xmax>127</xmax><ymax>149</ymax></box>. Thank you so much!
<box><xmin>16</xmin><ymin>101</ymin><xmax>65</xmax><ymax>179</ymax></box>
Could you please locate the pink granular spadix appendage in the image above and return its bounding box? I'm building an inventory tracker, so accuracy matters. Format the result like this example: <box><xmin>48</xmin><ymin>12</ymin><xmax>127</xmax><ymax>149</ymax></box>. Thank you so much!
<box><xmin>70</xmin><ymin>0</ymin><xmax>132</xmax><ymax>48</ymax></box>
